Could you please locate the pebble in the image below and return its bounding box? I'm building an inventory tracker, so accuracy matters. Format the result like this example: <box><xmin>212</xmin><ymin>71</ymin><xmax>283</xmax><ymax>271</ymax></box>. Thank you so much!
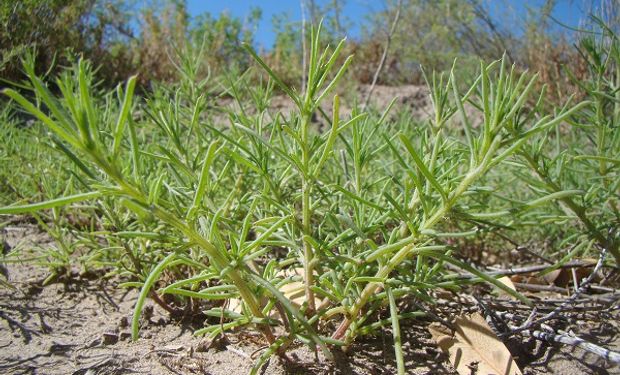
<box><xmin>102</xmin><ymin>332</ymin><xmax>118</xmax><ymax>345</ymax></box>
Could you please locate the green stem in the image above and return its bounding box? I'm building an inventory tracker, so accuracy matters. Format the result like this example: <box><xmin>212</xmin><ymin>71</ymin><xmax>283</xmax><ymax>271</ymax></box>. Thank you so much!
<box><xmin>95</xmin><ymin>153</ymin><xmax>277</xmax><ymax>343</ymax></box>
<box><xmin>387</xmin><ymin>285</ymin><xmax>405</xmax><ymax>375</ymax></box>
<box><xmin>333</xmin><ymin>146</ymin><xmax>499</xmax><ymax>341</ymax></box>
<box><xmin>522</xmin><ymin>152</ymin><xmax>620</xmax><ymax>264</ymax></box>
<box><xmin>301</xmin><ymin>112</ymin><xmax>317</xmax><ymax>313</ymax></box>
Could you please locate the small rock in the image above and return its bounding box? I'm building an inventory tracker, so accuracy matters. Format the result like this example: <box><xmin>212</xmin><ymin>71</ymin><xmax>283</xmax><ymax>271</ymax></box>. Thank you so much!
<box><xmin>102</xmin><ymin>332</ymin><xmax>118</xmax><ymax>345</ymax></box>
<box><xmin>119</xmin><ymin>332</ymin><xmax>132</xmax><ymax>341</ymax></box>
<box><xmin>118</xmin><ymin>316</ymin><xmax>129</xmax><ymax>328</ymax></box>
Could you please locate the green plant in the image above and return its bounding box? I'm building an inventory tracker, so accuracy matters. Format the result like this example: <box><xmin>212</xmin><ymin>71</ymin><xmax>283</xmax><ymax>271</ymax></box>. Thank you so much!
<box><xmin>514</xmin><ymin>17</ymin><xmax>620</xmax><ymax>264</ymax></box>
<box><xmin>1</xmin><ymin>23</ymin><xmax>590</xmax><ymax>374</ymax></box>
<box><xmin>2</xmin><ymin>45</ymin><xmax>284</xmax><ymax>347</ymax></box>
<box><xmin>0</xmin><ymin>0</ymin><xmax>136</xmax><ymax>85</ymax></box>
<box><xmin>358</xmin><ymin>0</ymin><xmax>489</xmax><ymax>84</ymax></box>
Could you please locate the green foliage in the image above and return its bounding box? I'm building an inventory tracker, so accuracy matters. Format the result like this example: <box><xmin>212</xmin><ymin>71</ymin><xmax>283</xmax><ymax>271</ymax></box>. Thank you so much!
<box><xmin>1</xmin><ymin>3</ymin><xmax>619</xmax><ymax>373</ymax></box>
<box><xmin>355</xmin><ymin>0</ymin><xmax>494</xmax><ymax>84</ymax></box>
<box><xmin>1</xmin><ymin>23</ymin><xmax>598</xmax><ymax>373</ymax></box>
<box><xmin>0</xmin><ymin>0</ymin><xmax>135</xmax><ymax>84</ymax></box>
<box><xmin>0</xmin><ymin>0</ymin><xmax>595</xmax><ymax>96</ymax></box>
<box><xmin>192</xmin><ymin>7</ymin><xmax>261</xmax><ymax>70</ymax></box>
<box><xmin>0</xmin><ymin>0</ymin><xmax>260</xmax><ymax>88</ymax></box>
<box><xmin>514</xmin><ymin>17</ymin><xmax>620</xmax><ymax>263</ymax></box>
<box><xmin>268</xmin><ymin>1</ymin><xmax>349</xmax><ymax>88</ymax></box>
<box><xmin>269</xmin><ymin>12</ymin><xmax>304</xmax><ymax>87</ymax></box>
<box><xmin>129</xmin><ymin>1</ymin><xmax>262</xmax><ymax>86</ymax></box>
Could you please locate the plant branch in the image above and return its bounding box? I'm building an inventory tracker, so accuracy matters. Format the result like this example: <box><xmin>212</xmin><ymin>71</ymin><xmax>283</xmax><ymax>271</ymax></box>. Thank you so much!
<box><xmin>522</xmin><ymin>329</ymin><xmax>620</xmax><ymax>364</ymax></box>
<box><xmin>362</xmin><ymin>0</ymin><xmax>402</xmax><ymax>109</ymax></box>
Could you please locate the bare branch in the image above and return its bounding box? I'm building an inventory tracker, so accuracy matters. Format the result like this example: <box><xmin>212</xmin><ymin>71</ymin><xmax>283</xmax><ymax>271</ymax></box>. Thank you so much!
<box><xmin>522</xmin><ymin>329</ymin><xmax>620</xmax><ymax>364</ymax></box>
<box><xmin>362</xmin><ymin>0</ymin><xmax>403</xmax><ymax>109</ymax></box>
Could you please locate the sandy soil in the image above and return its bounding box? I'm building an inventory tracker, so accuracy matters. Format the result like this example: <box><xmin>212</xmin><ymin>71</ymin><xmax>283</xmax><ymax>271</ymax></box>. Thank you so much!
<box><xmin>1</xmin><ymin>222</ymin><xmax>619</xmax><ymax>375</ymax></box>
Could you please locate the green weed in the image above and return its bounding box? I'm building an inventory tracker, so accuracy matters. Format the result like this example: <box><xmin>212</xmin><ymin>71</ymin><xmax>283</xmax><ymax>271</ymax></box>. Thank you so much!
<box><xmin>0</xmin><ymin>24</ymin><xmax>602</xmax><ymax>375</ymax></box>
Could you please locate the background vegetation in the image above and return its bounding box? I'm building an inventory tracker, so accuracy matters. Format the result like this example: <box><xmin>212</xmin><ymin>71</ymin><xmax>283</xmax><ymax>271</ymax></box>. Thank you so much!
<box><xmin>1</xmin><ymin>1</ymin><xmax>619</xmax><ymax>373</ymax></box>
<box><xmin>1</xmin><ymin>0</ymin><xmax>615</xmax><ymax>92</ymax></box>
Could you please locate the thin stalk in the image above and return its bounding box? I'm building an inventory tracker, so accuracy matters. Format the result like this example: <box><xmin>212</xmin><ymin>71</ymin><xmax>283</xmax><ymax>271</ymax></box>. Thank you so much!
<box><xmin>301</xmin><ymin>110</ymin><xmax>316</xmax><ymax>313</ymax></box>
<box><xmin>362</xmin><ymin>0</ymin><xmax>403</xmax><ymax>109</ymax></box>
<box><xmin>387</xmin><ymin>285</ymin><xmax>405</xmax><ymax>375</ymax></box>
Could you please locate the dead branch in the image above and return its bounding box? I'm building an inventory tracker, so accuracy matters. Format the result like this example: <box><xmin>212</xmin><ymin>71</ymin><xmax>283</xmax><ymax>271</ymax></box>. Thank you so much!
<box><xmin>452</xmin><ymin>259</ymin><xmax>601</xmax><ymax>279</ymax></box>
<box><xmin>362</xmin><ymin>0</ymin><xmax>403</xmax><ymax>109</ymax></box>
<box><xmin>509</xmin><ymin>248</ymin><xmax>607</xmax><ymax>335</ymax></box>
<box><xmin>521</xmin><ymin>328</ymin><xmax>620</xmax><ymax>364</ymax></box>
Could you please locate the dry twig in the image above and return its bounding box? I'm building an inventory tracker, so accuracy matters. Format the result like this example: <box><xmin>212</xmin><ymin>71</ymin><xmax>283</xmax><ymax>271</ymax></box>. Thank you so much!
<box><xmin>362</xmin><ymin>0</ymin><xmax>402</xmax><ymax>109</ymax></box>
<box><xmin>509</xmin><ymin>248</ymin><xmax>607</xmax><ymax>335</ymax></box>
<box><xmin>521</xmin><ymin>328</ymin><xmax>620</xmax><ymax>364</ymax></box>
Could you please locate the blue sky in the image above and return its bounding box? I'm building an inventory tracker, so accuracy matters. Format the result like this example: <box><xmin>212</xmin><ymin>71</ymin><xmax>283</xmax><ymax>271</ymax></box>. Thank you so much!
<box><xmin>184</xmin><ymin>0</ymin><xmax>591</xmax><ymax>49</ymax></box>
